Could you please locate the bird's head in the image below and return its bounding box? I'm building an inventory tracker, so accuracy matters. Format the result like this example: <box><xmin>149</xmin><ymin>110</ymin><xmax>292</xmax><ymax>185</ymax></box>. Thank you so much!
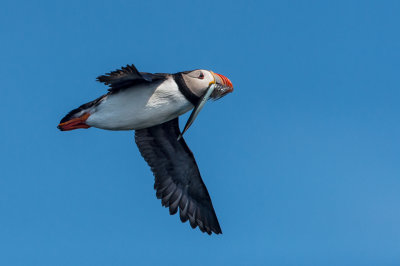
<box><xmin>176</xmin><ymin>69</ymin><xmax>233</xmax><ymax>139</ymax></box>
<box><xmin>181</xmin><ymin>69</ymin><xmax>233</xmax><ymax>100</ymax></box>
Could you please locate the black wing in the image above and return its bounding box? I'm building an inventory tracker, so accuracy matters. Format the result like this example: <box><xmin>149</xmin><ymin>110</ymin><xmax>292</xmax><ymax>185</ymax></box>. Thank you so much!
<box><xmin>135</xmin><ymin>118</ymin><xmax>222</xmax><ymax>235</ymax></box>
<box><xmin>96</xmin><ymin>64</ymin><xmax>167</xmax><ymax>92</ymax></box>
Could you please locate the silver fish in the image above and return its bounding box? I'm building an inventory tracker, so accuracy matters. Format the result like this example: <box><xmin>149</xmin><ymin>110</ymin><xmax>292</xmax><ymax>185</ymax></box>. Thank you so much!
<box><xmin>177</xmin><ymin>83</ymin><xmax>216</xmax><ymax>140</ymax></box>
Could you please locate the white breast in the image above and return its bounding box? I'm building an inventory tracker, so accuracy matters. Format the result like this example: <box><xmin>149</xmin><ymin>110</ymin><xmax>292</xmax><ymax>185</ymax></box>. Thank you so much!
<box><xmin>86</xmin><ymin>77</ymin><xmax>193</xmax><ymax>130</ymax></box>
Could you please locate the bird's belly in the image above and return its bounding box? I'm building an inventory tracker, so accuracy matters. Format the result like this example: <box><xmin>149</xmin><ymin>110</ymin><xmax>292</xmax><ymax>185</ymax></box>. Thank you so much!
<box><xmin>86</xmin><ymin>84</ymin><xmax>193</xmax><ymax>130</ymax></box>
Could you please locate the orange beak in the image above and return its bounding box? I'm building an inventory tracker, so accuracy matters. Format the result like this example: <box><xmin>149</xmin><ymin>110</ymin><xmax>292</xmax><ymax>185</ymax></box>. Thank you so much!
<box><xmin>211</xmin><ymin>72</ymin><xmax>234</xmax><ymax>92</ymax></box>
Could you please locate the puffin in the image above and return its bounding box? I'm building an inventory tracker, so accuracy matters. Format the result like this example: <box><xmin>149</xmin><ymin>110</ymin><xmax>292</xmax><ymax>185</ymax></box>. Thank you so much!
<box><xmin>58</xmin><ymin>64</ymin><xmax>233</xmax><ymax>235</ymax></box>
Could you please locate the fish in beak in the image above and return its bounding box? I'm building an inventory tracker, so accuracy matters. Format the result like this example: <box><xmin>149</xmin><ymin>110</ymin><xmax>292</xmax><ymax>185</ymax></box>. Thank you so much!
<box><xmin>178</xmin><ymin>72</ymin><xmax>233</xmax><ymax>140</ymax></box>
<box><xmin>209</xmin><ymin>71</ymin><xmax>234</xmax><ymax>100</ymax></box>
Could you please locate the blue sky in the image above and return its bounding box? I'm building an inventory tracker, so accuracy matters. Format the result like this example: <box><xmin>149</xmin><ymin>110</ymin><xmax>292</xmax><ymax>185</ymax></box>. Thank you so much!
<box><xmin>1</xmin><ymin>0</ymin><xmax>400</xmax><ymax>265</ymax></box>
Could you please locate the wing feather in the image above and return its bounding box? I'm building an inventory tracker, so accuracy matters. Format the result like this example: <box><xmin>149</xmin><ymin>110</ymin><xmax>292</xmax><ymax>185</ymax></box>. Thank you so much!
<box><xmin>134</xmin><ymin>118</ymin><xmax>222</xmax><ymax>235</ymax></box>
<box><xmin>96</xmin><ymin>64</ymin><xmax>168</xmax><ymax>92</ymax></box>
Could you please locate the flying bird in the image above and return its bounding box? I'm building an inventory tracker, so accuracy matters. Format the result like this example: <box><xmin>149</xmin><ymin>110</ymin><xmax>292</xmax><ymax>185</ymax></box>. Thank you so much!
<box><xmin>58</xmin><ymin>64</ymin><xmax>233</xmax><ymax>235</ymax></box>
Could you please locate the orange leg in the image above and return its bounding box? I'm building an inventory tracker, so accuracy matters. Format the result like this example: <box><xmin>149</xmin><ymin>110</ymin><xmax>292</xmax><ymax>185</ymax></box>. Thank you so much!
<box><xmin>57</xmin><ymin>113</ymin><xmax>91</xmax><ymax>131</ymax></box>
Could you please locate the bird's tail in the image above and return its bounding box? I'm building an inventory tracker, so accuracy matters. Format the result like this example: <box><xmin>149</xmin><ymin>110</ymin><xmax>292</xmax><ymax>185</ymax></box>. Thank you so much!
<box><xmin>57</xmin><ymin>94</ymin><xmax>106</xmax><ymax>131</ymax></box>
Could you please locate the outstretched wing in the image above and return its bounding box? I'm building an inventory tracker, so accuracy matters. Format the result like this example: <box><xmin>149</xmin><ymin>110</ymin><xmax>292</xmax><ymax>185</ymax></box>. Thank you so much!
<box><xmin>134</xmin><ymin>118</ymin><xmax>222</xmax><ymax>235</ymax></box>
<box><xmin>97</xmin><ymin>64</ymin><xmax>167</xmax><ymax>92</ymax></box>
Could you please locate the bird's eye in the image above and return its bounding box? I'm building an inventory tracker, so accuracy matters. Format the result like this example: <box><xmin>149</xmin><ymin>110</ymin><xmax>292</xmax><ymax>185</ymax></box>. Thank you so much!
<box><xmin>198</xmin><ymin>72</ymin><xmax>204</xmax><ymax>79</ymax></box>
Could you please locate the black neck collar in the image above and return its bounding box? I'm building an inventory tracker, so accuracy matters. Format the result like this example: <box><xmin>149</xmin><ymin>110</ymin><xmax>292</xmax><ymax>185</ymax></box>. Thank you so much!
<box><xmin>173</xmin><ymin>73</ymin><xmax>200</xmax><ymax>106</ymax></box>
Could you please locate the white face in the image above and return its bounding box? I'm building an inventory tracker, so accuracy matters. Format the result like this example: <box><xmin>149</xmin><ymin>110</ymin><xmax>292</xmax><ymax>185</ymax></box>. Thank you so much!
<box><xmin>181</xmin><ymin>69</ymin><xmax>215</xmax><ymax>97</ymax></box>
